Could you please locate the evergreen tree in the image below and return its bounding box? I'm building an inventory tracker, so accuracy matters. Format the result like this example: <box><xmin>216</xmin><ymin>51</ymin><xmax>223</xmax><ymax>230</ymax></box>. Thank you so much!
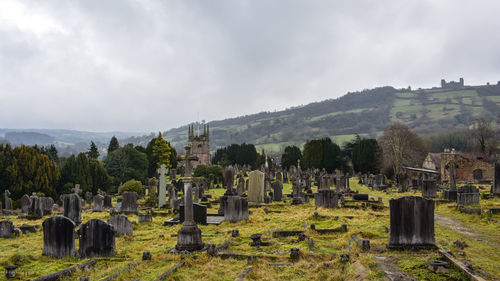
<box><xmin>104</xmin><ymin>144</ymin><xmax>148</xmax><ymax>186</ymax></box>
<box><xmin>303</xmin><ymin>138</ymin><xmax>344</xmax><ymax>173</ymax></box>
<box><xmin>87</xmin><ymin>141</ymin><xmax>100</xmax><ymax>159</ymax></box>
<box><xmin>281</xmin><ymin>145</ymin><xmax>302</xmax><ymax>170</ymax></box>
<box><xmin>108</xmin><ymin>136</ymin><xmax>120</xmax><ymax>154</ymax></box>
<box><xmin>146</xmin><ymin>132</ymin><xmax>175</xmax><ymax>177</ymax></box>
<box><xmin>61</xmin><ymin>152</ymin><xmax>113</xmax><ymax>195</ymax></box>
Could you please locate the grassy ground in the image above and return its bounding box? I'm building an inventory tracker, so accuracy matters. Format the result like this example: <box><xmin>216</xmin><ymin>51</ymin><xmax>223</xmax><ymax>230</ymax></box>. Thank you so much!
<box><xmin>0</xmin><ymin>178</ymin><xmax>498</xmax><ymax>280</ymax></box>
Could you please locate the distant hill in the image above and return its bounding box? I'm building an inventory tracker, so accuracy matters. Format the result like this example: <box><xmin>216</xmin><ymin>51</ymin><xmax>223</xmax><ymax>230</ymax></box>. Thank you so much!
<box><xmin>3</xmin><ymin>80</ymin><xmax>499</xmax><ymax>156</ymax></box>
<box><xmin>162</xmin><ymin>80</ymin><xmax>500</xmax><ymax>153</ymax></box>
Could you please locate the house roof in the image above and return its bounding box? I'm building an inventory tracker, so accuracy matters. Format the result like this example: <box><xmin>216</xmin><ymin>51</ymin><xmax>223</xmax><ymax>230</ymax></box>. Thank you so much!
<box><xmin>428</xmin><ymin>153</ymin><xmax>441</xmax><ymax>166</ymax></box>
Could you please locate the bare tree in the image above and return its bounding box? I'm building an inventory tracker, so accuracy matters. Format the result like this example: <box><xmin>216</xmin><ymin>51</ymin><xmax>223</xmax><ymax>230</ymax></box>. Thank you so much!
<box><xmin>378</xmin><ymin>122</ymin><xmax>426</xmax><ymax>176</ymax></box>
<box><xmin>470</xmin><ymin>117</ymin><xmax>495</xmax><ymax>154</ymax></box>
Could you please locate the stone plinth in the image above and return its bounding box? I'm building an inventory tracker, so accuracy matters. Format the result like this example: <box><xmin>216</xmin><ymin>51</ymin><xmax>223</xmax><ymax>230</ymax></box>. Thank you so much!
<box><xmin>176</xmin><ymin>180</ymin><xmax>204</xmax><ymax>251</ymax></box>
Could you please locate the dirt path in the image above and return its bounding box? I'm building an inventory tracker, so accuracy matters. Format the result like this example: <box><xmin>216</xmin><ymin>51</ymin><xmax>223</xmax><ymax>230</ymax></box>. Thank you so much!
<box><xmin>375</xmin><ymin>256</ymin><xmax>417</xmax><ymax>281</ymax></box>
<box><xmin>434</xmin><ymin>214</ymin><xmax>499</xmax><ymax>249</ymax></box>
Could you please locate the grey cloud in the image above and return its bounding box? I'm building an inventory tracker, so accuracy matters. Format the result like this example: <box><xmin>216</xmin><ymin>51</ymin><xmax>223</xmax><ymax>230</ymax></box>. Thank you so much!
<box><xmin>0</xmin><ymin>0</ymin><xmax>499</xmax><ymax>132</ymax></box>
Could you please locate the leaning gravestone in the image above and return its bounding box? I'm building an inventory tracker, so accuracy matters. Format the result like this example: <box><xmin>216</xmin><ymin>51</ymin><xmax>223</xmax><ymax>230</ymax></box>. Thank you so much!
<box><xmin>0</xmin><ymin>220</ymin><xmax>15</xmax><ymax>238</ymax></box>
<box><xmin>248</xmin><ymin>170</ymin><xmax>265</xmax><ymax>203</ymax></box>
<box><xmin>78</xmin><ymin>219</ymin><xmax>116</xmax><ymax>258</ymax></box>
<box><xmin>224</xmin><ymin>196</ymin><xmax>249</xmax><ymax>223</ymax></box>
<box><xmin>93</xmin><ymin>194</ymin><xmax>104</xmax><ymax>212</ymax></box>
<box><xmin>108</xmin><ymin>215</ymin><xmax>133</xmax><ymax>236</ymax></box>
<box><xmin>63</xmin><ymin>194</ymin><xmax>81</xmax><ymax>225</ymax></box>
<box><xmin>21</xmin><ymin>195</ymin><xmax>31</xmax><ymax>214</ymax></box>
<box><xmin>42</xmin><ymin>216</ymin><xmax>76</xmax><ymax>258</ymax></box>
<box><xmin>121</xmin><ymin>192</ymin><xmax>138</xmax><ymax>214</ymax></box>
<box><xmin>387</xmin><ymin>196</ymin><xmax>436</xmax><ymax>249</ymax></box>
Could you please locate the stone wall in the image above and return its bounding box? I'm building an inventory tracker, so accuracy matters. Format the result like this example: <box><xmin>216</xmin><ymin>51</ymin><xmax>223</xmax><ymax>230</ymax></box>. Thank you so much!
<box><xmin>440</xmin><ymin>153</ymin><xmax>494</xmax><ymax>183</ymax></box>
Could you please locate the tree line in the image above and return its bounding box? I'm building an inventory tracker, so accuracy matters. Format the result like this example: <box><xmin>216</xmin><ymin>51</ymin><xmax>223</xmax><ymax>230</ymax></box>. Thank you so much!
<box><xmin>0</xmin><ymin>132</ymin><xmax>177</xmax><ymax>202</ymax></box>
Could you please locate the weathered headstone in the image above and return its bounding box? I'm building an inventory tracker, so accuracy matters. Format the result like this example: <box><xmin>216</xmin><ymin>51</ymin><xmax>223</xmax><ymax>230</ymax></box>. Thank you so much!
<box><xmin>93</xmin><ymin>194</ymin><xmax>104</xmax><ymax>212</ymax></box>
<box><xmin>272</xmin><ymin>181</ymin><xmax>283</xmax><ymax>201</ymax></box>
<box><xmin>63</xmin><ymin>194</ymin><xmax>81</xmax><ymax>225</ymax></box>
<box><xmin>29</xmin><ymin>196</ymin><xmax>43</xmax><ymax>219</ymax></box>
<box><xmin>491</xmin><ymin>160</ymin><xmax>500</xmax><ymax>195</ymax></box>
<box><xmin>223</xmin><ymin>167</ymin><xmax>235</xmax><ymax>195</ymax></box>
<box><xmin>42</xmin><ymin>216</ymin><xmax>76</xmax><ymax>258</ymax></box>
<box><xmin>20</xmin><ymin>195</ymin><xmax>31</xmax><ymax>214</ymax></box>
<box><xmin>314</xmin><ymin>190</ymin><xmax>339</xmax><ymax>208</ymax></box>
<box><xmin>0</xmin><ymin>220</ymin><xmax>15</xmax><ymax>238</ymax></box>
<box><xmin>85</xmin><ymin>192</ymin><xmax>93</xmax><ymax>205</ymax></box>
<box><xmin>138</xmin><ymin>213</ymin><xmax>153</xmax><ymax>223</ymax></box>
<box><xmin>108</xmin><ymin>215</ymin><xmax>133</xmax><ymax>236</ymax></box>
<box><xmin>104</xmin><ymin>195</ymin><xmax>113</xmax><ymax>209</ymax></box>
<box><xmin>224</xmin><ymin>196</ymin><xmax>249</xmax><ymax>223</ymax></box>
<box><xmin>41</xmin><ymin>197</ymin><xmax>54</xmax><ymax>216</ymax></box>
<box><xmin>180</xmin><ymin>203</ymin><xmax>207</xmax><ymax>225</ymax></box>
<box><xmin>4</xmin><ymin>190</ymin><xmax>12</xmax><ymax>210</ymax></box>
<box><xmin>157</xmin><ymin>164</ymin><xmax>168</xmax><ymax>208</ymax></box>
<box><xmin>248</xmin><ymin>170</ymin><xmax>265</xmax><ymax>203</ymax></box>
<box><xmin>236</xmin><ymin>178</ymin><xmax>245</xmax><ymax>196</ymax></box>
<box><xmin>387</xmin><ymin>196</ymin><xmax>436</xmax><ymax>249</ymax></box>
<box><xmin>422</xmin><ymin>179</ymin><xmax>437</xmax><ymax>198</ymax></box>
<box><xmin>176</xmin><ymin>180</ymin><xmax>204</xmax><ymax>251</ymax></box>
<box><xmin>121</xmin><ymin>192</ymin><xmax>138</xmax><ymax>214</ymax></box>
<box><xmin>78</xmin><ymin>219</ymin><xmax>116</xmax><ymax>258</ymax></box>
<box><xmin>457</xmin><ymin>185</ymin><xmax>480</xmax><ymax>206</ymax></box>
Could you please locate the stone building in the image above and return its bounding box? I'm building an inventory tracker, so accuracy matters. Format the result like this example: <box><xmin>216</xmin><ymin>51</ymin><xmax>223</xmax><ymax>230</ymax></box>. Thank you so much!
<box><xmin>439</xmin><ymin>150</ymin><xmax>494</xmax><ymax>183</ymax></box>
<box><xmin>422</xmin><ymin>153</ymin><xmax>441</xmax><ymax>171</ymax></box>
<box><xmin>187</xmin><ymin>123</ymin><xmax>210</xmax><ymax>168</ymax></box>
<box><xmin>441</xmin><ymin>78</ymin><xmax>464</xmax><ymax>89</ymax></box>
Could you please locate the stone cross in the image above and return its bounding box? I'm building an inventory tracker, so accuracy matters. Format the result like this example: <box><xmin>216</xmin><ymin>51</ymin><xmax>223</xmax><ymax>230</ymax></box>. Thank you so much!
<box><xmin>157</xmin><ymin>164</ymin><xmax>168</xmax><ymax>208</ymax></box>
<box><xmin>175</xmin><ymin>179</ymin><xmax>204</xmax><ymax>251</ymax></box>
<box><xmin>72</xmin><ymin>184</ymin><xmax>82</xmax><ymax>195</ymax></box>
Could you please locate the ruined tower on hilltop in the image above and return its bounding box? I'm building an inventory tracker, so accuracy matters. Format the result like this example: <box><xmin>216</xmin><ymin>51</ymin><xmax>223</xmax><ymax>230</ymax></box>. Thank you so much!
<box><xmin>188</xmin><ymin>123</ymin><xmax>210</xmax><ymax>168</ymax></box>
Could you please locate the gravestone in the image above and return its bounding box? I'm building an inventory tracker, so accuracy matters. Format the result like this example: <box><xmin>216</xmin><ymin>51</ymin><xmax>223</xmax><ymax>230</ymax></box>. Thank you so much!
<box><xmin>387</xmin><ymin>196</ymin><xmax>436</xmax><ymax>249</ymax></box>
<box><xmin>41</xmin><ymin>197</ymin><xmax>54</xmax><ymax>216</ymax></box>
<box><xmin>0</xmin><ymin>220</ymin><xmax>15</xmax><ymax>238</ymax></box>
<box><xmin>272</xmin><ymin>181</ymin><xmax>283</xmax><ymax>201</ymax></box>
<box><xmin>104</xmin><ymin>195</ymin><xmax>113</xmax><ymax>209</ymax></box>
<box><xmin>138</xmin><ymin>213</ymin><xmax>153</xmax><ymax>223</ymax></box>
<box><xmin>78</xmin><ymin>219</ymin><xmax>116</xmax><ymax>258</ymax></box>
<box><xmin>457</xmin><ymin>185</ymin><xmax>480</xmax><ymax>206</ymax></box>
<box><xmin>422</xmin><ymin>179</ymin><xmax>437</xmax><ymax>198</ymax></box>
<box><xmin>121</xmin><ymin>192</ymin><xmax>138</xmax><ymax>214</ymax></box>
<box><xmin>224</xmin><ymin>196</ymin><xmax>249</xmax><ymax>223</ymax></box>
<box><xmin>492</xmin><ymin>160</ymin><xmax>500</xmax><ymax>195</ymax></box>
<box><xmin>4</xmin><ymin>190</ymin><xmax>12</xmax><ymax>210</ymax></box>
<box><xmin>63</xmin><ymin>194</ymin><xmax>81</xmax><ymax>225</ymax></box>
<box><xmin>248</xmin><ymin>170</ymin><xmax>265</xmax><ymax>203</ymax></box>
<box><xmin>314</xmin><ymin>190</ymin><xmax>339</xmax><ymax>208</ymax></box>
<box><xmin>180</xmin><ymin>203</ymin><xmax>207</xmax><ymax>225</ymax></box>
<box><xmin>223</xmin><ymin>167</ymin><xmax>235</xmax><ymax>194</ymax></box>
<box><xmin>169</xmin><ymin>168</ymin><xmax>176</xmax><ymax>181</ymax></box>
<box><xmin>42</xmin><ymin>216</ymin><xmax>76</xmax><ymax>258</ymax></box>
<box><xmin>20</xmin><ymin>195</ymin><xmax>31</xmax><ymax>214</ymax></box>
<box><xmin>276</xmin><ymin>172</ymin><xmax>283</xmax><ymax>182</ymax></box>
<box><xmin>168</xmin><ymin>184</ymin><xmax>178</xmax><ymax>209</ymax></box>
<box><xmin>236</xmin><ymin>178</ymin><xmax>245</xmax><ymax>196</ymax></box>
<box><xmin>157</xmin><ymin>164</ymin><xmax>168</xmax><ymax>208</ymax></box>
<box><xmin>29</xmin><ymin>196</ymin><xmax>43</xmax><ymax>219</ymax></box>
<box><xmin>176</xmin><ymin>180</ymin><xmax>204</xmax><ymax>251</ymax></box>
<box><xmin>108</xmin><ymin>215</ymin><xmax>133</xmax><ymax>236</ymax></box>
<box><xmin>93</xmin><ymin>195</ymin><xmax>104</xmax><ymax>212</ymax></box>
<box><xmin>85</xmin><ymin>192</ymin><xmax>93</xmax><ymax>205</ymax></box>
<box><xmin>336</xmin><ymin>176</ymin><xmax>347</xmax><ymax>192</ymax></box>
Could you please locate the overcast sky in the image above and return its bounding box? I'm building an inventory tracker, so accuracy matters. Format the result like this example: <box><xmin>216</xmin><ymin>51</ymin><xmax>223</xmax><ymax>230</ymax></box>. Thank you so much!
<box><xmin>1</xmin><ymin>0</ymin><xmax>499</xmax><ymax>132</ymax></box>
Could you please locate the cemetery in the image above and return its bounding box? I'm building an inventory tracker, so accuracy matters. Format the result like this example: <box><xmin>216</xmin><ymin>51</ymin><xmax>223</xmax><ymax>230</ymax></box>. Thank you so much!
<box><xmin>1</xmin><ymin>163</ymin><xmax>500</xmax><ymax>280</ymax></box>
